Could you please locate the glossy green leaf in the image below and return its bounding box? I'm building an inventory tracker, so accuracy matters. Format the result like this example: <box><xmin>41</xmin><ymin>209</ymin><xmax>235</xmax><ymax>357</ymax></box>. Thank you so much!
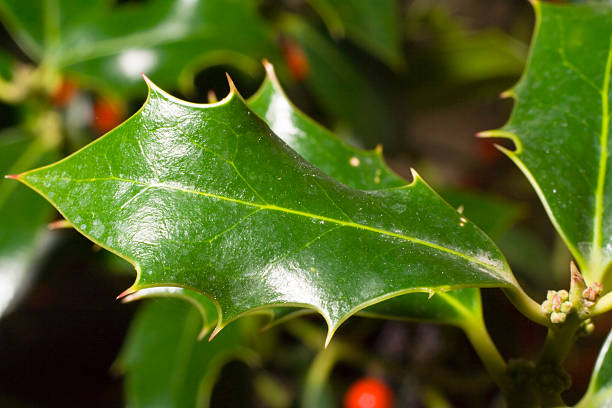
<box><xmin>13</xmin><ymin>77</ymin><xmax>516</xmax><ymax>344</ymax></box>
<box><xmin>576</xmin><ymin>327</ymin><xmax>612</xmax><ymax>407</ymax></box>
<box><xmin>121</xmin><ymin>66</ymin><xmax>500</xmax><ymax>337</ymax></box>
<box><xmin>484</xmin><ymin>1</ymin><xmax>612</xmax><ymax>284</ymax></box>
<box><xmin>249</xmin><ymin>64</ymin><xmax>525</xmax><ymax>328</ymax></box>
<box><xmin>118</xmin><ymin>299</ymin><xmax>258</xmax><ymax>408</ymax></box>
<box><xmin>248</xmin><ymin>62</ymin><xmax>405</xmax><ymax>191</ymax></box>
<box><xmin>0</xmin><ymin>128</ymin><xmax>56</xmax><ymax>317</ymax></box>
<box><xmin>306</xmin><ymin>0</ymin><xmax>404</xmax><ymax>69</ymax></box>
<box><xmin>0</xmin><ymin>0</ymin><xmax>278</xmax><ymax>96</ymax></box>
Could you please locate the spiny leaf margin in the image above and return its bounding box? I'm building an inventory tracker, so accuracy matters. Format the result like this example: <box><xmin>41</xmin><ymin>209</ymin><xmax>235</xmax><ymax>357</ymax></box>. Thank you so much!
<box><xmin>11</xmin><ymin>75</ymin><xmax>517</xmax><ymax>345</ymax></box>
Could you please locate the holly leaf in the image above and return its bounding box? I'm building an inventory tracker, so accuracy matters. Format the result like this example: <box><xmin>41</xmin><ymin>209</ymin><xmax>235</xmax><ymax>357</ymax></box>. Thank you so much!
<box><xmin>306</xmin><ymin>0</ymin><xmax>404</xmax><ymax>69</ymax></box>
<box><xmin>12</xmin><ymin>77</ymin><xmax>517</xmax><ymax>344</ymax></box>
<box><xmin>576</xmin><ymin>328</ymin><xmax>612</xmax><ymax>407</ymax></box>
<box><xmin>250</xmin><ymin>63</ymin><xmax>524</xmax><ymax>329</ymax></box>
<box><xmin>121</xmin><ymin>287</ymin><xmax>219</xmax><ymax>339</ymax></box>
<box><xmin>248</xmin><ymin>62</ymin><xmax>405</xmax><ymax>191</ymax></box>
<box><xmin>118</xmin><ymin>299</ymin><xmax>259</xmax><ymax>408</ymax></box>
<box><xmin>0</xmin><ymin>128</ymin><xmax>56</xmax><ymax>317</ymax></box>
<box><xmin>0</xmin><ymin>0</ymin><xmax>278</xmax><ymax>96</ymax></box>
<box><xmin>481</xmin><ymin>1</ymin><xmax>612</xmax><ymax>284</ymax></box>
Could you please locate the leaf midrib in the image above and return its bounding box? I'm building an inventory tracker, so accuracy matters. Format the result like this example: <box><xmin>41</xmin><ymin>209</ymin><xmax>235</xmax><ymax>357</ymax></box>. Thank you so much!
<box><xmin>592</xmin><ymin>35</ymin><xmax>612</xmax><ymax>270</ymax></box>
<box><xmin>34</xmin><ymin>174</ymin><xmax>506</xmax><ymax>276</ymax></box>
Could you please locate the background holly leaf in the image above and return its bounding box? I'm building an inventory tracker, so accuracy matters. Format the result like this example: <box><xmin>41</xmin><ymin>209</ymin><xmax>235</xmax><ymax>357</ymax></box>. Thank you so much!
<box><xmin>0</xmin><ymin>128</ymin><xmax>56</xmax><ymax>317</ymax></box>
<box><xmin>482</xmin><ymin>1</ymin><xmax>612</xmax><ymax>285</ymax></box>
<box><xmin>13</xmin><ymin>77</ymin><xmax>517</xmax><ymax>344</ymax></box>
<box><xmin>279</xmin><ymin>15</ymin><xmax>397</xmax><ymax>148</ymax></box>
<box><xmin>0</xmin><ymin>0</ymin><xmax>279</xmax><ymax>96</ymax></box>
<box><xmin>306</xmin><ymin>0</ymin><xmax>404</xmax><ymax>69</ymax></box>
<box><xmin>117</xmin><ymin>299</ymin><xmax>259</xmax><ymax>408</ymax></box>
<box><xmin>121</xmin><ymin>287</ymin><xmax>219</xmax><ymax>339</ymax></box>
<box><xmin>576</xmin><ymin>327</ymin><xmax>612</xmax><ymax>407</ymax></box>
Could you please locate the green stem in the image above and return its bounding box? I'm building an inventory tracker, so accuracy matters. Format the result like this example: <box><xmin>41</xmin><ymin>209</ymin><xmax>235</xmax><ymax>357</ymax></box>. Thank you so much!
<box><xmin>503</xmin><ymin>286</ymin><xmax>548</xmax><ymax>326</ymax></box>
<box><xmin>535</xmin><ymin>321</ymin><xmax>579</xmax><ymax>407</ymax></box>
<box><xmin>538</xmin><ymin>325</ymin><xmax>579</xmax><ymax>366</ymax></box>
<box><xmin>462</xmin><ymin>317</ymin><xmax>507</xmax><ymax>389</ymax></box>
<box><xmin>592</xmin><ymin>291</ymin><xmax>612</xmax><ymax>315</ymax></box>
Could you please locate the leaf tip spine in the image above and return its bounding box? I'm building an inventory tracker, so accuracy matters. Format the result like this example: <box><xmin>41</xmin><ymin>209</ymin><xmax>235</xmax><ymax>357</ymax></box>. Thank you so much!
<box><xmin>262</xmin><ymin>58</ymin><xmax>276</xmax><ymax>79</ymax></box>
<box><xmin>408</xmin><ymin>168</ymin><xmax>422</xmax><ymax>186</ymax></box>
<box><xmin>225</xmin><ymin>72</ymin><xmax>240</xmax><ymax>97</ymax></box>
<box><xmin>324</xmin><ymin>330</ymin><xmax>334</xmax><ymax>349</ymax></box>
<box><xmin>475</xmin><ymin>130</ymin><xmax>493</xmax><ymax>138</ymax></box>
<box><xmin>117</xmin><ymin>286</ymin><xmax>136</xmax><ymax>300</ymax></box>
<box><xmin>4</xmin><ymin>174</ymin><xmax>20</xmax><ymax>180</ymax></box>
<box><xmin>208</xmin><ymin>325</ymin><xmax>222</xmax><ymax>342</ymax></box>
<box><xmin>500</xmin><ymin>89</ymin><xmax>516</xmax><ymax>99</ymax></box>
<box><xmin>47</xmin><ymin>219</ymin><xmax>72</xmax><ymax>230</ymax></box>
<box><xmin>141</xmin><ymin>72</ymin><xmax>153</xmax><ymax>88</ymax></box>
<box><xmin>197</xmin><ymin>326</ymin><xmax>210</xmax><ymax>341</ymax></box>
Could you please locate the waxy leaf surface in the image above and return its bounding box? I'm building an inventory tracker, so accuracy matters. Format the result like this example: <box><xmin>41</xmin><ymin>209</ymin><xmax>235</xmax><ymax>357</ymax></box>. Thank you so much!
<box><xmin>250</xmin><ymin>65</ymin><xmax>523</xmax><ymax>328</ymax></box>
<box><xmin>487</xmin><ymin>1</ymin><xmax>612</xmax><ymax>284</ymax></box>
<box><xmin>15</xmin><ymin>79</ymin><xmax>515</xmax><ymax>341</ymax></box>
<box><xmin>248</xmin><ymin>63</ymin><xmax>405</xmax><ymax>191</ymax></box>
<box><xmin>129</xmin><ymin>67</ymin><xmax>518</xmax><ymax>333</ymax></box>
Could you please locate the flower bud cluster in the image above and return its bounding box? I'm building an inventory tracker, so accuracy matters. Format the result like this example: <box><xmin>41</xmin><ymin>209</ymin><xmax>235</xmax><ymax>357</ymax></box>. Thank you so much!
<box><xmin>541</xmin><ymin>290</ymin><xmax>572</xmax><ymax>324</ymax></box>
<box><xmin>582</xmin><ymin>282</ymin><xmax>603</xmax><ymax>308</ymax></box>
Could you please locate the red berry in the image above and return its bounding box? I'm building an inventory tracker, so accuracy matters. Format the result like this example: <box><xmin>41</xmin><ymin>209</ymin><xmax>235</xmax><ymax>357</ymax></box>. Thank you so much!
<box><xmin>51</xmin><ymin>78</ymin><xmax>78</xmax><ymax>107</ymax></box>
<box><xmin>476</xmin><ymin>139</ymin><xmax>500</xmax><ymax>164</ymax></box>
<box><xmin>93</xmin><ymin>97</ymin><xmax>123</xmax><ymax>134</ymax></box>
<box><xmin>282</xmin><ymin>40</ymin><xmax>310</xmax><ymax>81</ymax></box>
<box><xmin>344</xmin><ymin>378</ymin><xmax>393</xmax><ymax>408</ymax></box>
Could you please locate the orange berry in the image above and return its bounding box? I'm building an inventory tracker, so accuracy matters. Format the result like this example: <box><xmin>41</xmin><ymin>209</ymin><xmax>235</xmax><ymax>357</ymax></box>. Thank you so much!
<box><xmin>344</xmin><ymin>378</ymin><xmax>393</xmax><ymax>408</ymax></box>
<box><xmin>283</xmin><ymin>40</ymin><xmax>310</xmax><ymax>81</ymax></box>
<box><xmin>51</xmin><ymin>79</ymin><xmax>78</xmax><ymax>107</ymax></box>
<box><xmin>93</xmin><ymin>97</ymin><xmax>123</xmax><ymax>134</ymax></box>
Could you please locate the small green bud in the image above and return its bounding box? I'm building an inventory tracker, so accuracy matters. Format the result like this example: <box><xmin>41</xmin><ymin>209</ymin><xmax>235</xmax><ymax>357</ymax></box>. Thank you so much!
<box><xmin>560</xmin><ymin>301</ymin><xmax>572</xmax><ymax>314</ymax></box>
<box><xmin>557</xmin><ymin>290</ymin><xmax>569</xmax><ymax>301</ymax></box>
<box><xmin>550</xmin><ymin>312</ymin><xmax>566</xmax><ymax>324</ymax></box>
<box><xmin>541</xmin><ymin>300</ymin><xmax>553</xmax><ymax>314</ymax></box>
<box><xmin>547</xmin><ymin>290</ymin><xmax>556</xmax><ymax>301</ymax></box>
<box><xmin>584</xmin><ymin>322</ymin><xmax>595</xmax><ymax>335</ymax></box>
